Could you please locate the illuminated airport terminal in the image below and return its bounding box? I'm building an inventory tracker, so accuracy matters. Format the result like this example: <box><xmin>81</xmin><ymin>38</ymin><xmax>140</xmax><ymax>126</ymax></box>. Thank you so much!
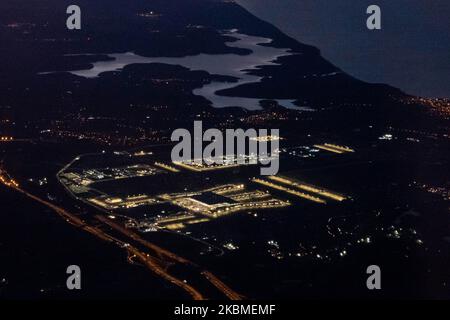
<box><xmin>88</xmin><ymin>194</ymin><xmax>158</xmax><ymax>210</ymax></box>
<box><xmin>253</xmin><ymin>176</ymin><xmax>347</xmax><ymax>204</ymax></box>
<box><xmin>60</xmin><ymin>164</ymin><xmax>160</xmax><ymax>187</ymax></box>
<box><xmin>161</xmin><ymin>184</ymin><xmax>290</xmax><ymax>220</ymax></box>
<box><xmin>314</xmin><ymin>143</ymin><xmax>355</xmax><ymax>154</ymax></box>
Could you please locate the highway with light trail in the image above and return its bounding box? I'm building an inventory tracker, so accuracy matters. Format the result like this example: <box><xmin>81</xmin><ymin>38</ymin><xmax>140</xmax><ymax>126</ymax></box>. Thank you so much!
<box><xmin>0</xmin><ymin>168</ymin><xmax>243</xmax><ymax>300</ymax></box>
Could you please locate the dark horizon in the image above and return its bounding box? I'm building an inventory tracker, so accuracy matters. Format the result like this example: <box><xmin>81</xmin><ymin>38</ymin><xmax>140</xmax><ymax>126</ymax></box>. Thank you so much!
<box><xmin>237</xmin><ymin>0</ymin><xmax>450</xmax><ymax>98</ymax></box>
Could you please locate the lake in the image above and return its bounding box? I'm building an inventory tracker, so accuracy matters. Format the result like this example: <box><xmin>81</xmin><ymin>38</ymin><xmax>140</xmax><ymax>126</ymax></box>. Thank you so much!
<box><xmin>64</xmin><ymin>31</ymin><xmax>313</xmax><ymax>111</ymax></box>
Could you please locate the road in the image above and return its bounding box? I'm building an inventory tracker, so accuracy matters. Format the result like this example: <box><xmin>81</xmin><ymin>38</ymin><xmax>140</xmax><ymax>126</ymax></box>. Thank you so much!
<box><xmin>0</xmin><ymin>168</ymin><xmax>243</xmax><ymax>300</ymax></box>
<box><xmin>97</xmin><ymin>215</ymin><xmax>244</xmax><ymax>299</ymax></box>
<box><xmin>201</xmin><ymin>271</ymin><xmax>244</xmax><ymax>300</ymax></box>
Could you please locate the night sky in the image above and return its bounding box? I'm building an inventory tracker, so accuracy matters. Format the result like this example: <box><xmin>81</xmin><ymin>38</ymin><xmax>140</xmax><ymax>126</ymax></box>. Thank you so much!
<box><xmin>237</xmin><ymin>0</ymin><xmax>450</xmax><ymax>98</ymax></box>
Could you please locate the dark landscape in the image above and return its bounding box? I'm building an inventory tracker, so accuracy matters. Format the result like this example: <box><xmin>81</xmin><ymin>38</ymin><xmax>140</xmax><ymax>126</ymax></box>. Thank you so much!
<box><xmin>0</xmin><ymin>0</ymin><xmax>449</xmax><ymax>300</ymax></box>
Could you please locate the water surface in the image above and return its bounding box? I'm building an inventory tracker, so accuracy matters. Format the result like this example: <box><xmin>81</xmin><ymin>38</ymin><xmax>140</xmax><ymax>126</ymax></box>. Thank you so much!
<box><xmin>65</xmin><ymin>32</ymin><xmax>313</xmax><ymax>111</ymax></box>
